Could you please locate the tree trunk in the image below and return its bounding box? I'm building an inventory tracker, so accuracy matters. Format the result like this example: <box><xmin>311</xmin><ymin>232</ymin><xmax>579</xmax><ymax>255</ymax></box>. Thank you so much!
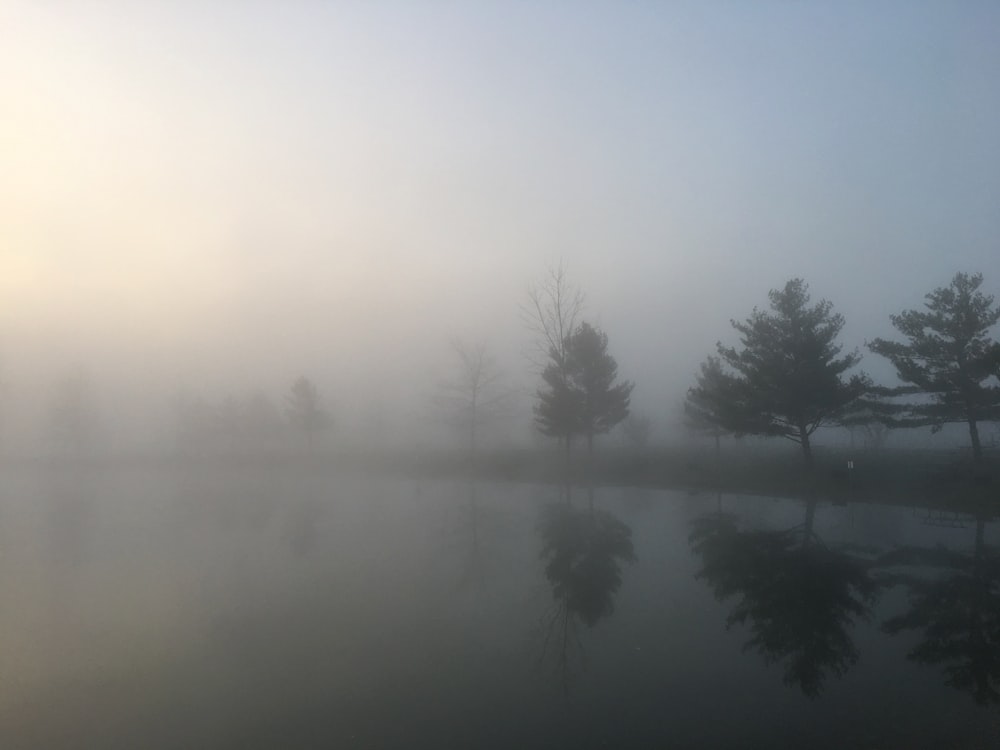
<box><xmin>968</xmin><ymin>418</ymin><xmax>983</xmax><ymax>465</ymax></box>
<box><xmin>469</xmin><ymin>481</ymin><xmax>479</xmax><ymax>556</ymax></box>
<box><xmin>802</xmin><ymin>497</ymin><xmax>817</xmax><ymax>548</ymax></box>
<box><xmin>587</xmin><ymin>431</ymin><xmax>594</xmax><ymax>483</ymax></box>
<box><xmin>564</xmin><ymin>434</ymin><xmax>573</xmax><ymax>499</ymax></box>
<box><xmin>799</xmin><ymin>427</ymin><xmax>814</xmax><ymax>470</ymax></box>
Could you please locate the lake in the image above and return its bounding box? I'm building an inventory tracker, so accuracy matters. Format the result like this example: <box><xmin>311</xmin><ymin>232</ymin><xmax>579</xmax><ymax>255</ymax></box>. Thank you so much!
<box><xmin>0</xmin><ymin>464</ymin><xmax>997</xmax><ymax>748</ymax></box>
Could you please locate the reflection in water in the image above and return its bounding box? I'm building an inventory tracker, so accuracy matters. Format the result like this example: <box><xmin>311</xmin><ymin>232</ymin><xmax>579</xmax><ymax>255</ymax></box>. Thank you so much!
<box><xmin>879</xmin><ymin>493</ymin><xmax>1000</xmax><ymax>704</ymax></box>
<box><xmin>536</xmin><ymin>498</ymin><xmax>635</xmax><ymax>691</ymax></box>
<box><xmin>690</xmin><ymin>498</ymin><xmax>878</xmax><ymax>697</ymax></box>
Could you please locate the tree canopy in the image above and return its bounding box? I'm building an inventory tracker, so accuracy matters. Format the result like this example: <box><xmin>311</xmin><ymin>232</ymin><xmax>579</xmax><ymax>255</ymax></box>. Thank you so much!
<box><xmin>688</xmin><ymin>278</ymin><xmax>867</xmax><ymax>467</ymax></box>
<box><xmin>534</xmin><ymin>322</ymin><xmax>633</xmax><ymax>455</ymax></box>
<box><xmin>868</xmin><ymin>272</ymin><xmax>1000</xmax><ymax>463</ymax></box>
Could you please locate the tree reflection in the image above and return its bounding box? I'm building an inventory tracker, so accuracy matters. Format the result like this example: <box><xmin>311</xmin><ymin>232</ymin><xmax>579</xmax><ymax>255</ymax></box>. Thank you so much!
<box><xmin>879</xmin><ymin>493</ymin><xmax>1000</xmax><ymax>705</ymax></box>
<box><xmin>536</xmin><ymin>499</ymin><xmax>635</xmax><ymax>691</ymax></box>
<box><xmin>690</xmin><ymin>498</ymin><xmax>877</xmax><ymax>697</ymax></box>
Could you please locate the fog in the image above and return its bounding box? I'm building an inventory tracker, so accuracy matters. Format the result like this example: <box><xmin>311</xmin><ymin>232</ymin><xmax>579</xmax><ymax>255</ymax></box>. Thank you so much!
<box><xmin>2</xmin><ymin>1</ymin><xmax>999</xmax><ymax>456</ymax></box>
<box><xmin>5</xmin><ymin>6</ymin><xmax>1000</xmax><ymax>746</ymax></box>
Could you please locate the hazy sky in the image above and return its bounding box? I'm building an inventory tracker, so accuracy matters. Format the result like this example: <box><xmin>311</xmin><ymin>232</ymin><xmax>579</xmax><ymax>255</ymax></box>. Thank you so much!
<box><xmin>2</xmin><ymin>1</ymin><xmax>999</xmax><ymax>446</ymax></box>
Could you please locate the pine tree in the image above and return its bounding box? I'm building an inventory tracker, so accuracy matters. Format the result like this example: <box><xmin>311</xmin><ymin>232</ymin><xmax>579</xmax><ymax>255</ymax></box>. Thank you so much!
<box><xmin>694</xmin><ymin>279</ymin><xmax>867</xmax><ymax>468</ymax></box>
<box><xmin>869</xmin><ymin>272</ymin><xmax>1000</xmax><ymax>463</ymax></box>
<box><xmin>564</xmin><ymin>322</ymin><xmax>634</xmax><ymax>459</ymax></box>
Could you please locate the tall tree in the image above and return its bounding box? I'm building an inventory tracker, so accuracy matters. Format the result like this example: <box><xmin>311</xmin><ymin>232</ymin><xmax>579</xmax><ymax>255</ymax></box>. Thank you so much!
<box><xmin>436</xmin><ymin>338</ymin><xmax>508</xmax><ymax>466</ymax></box>
<box><xmin>684</xmin><ymin>355</ymin><xmax>738</xmax><ymax>460</ymax></box>
<box><xmin>285</xmin><ymin>376</ymin><xmax>330</xmax><ymax>449</ymax></box>
<box><xmin>534</xmin><ymin>356</ymin><xmax>582</xmax><ymax>465</ymax></box>
<box><xmin>692</xmin><ymin>279</ymin><xmax>867</xmax><ymax>468</ymax></box>
<box><xmin>868</xmin><ymin>272</ymin><xmax>1000</xmax><ymax>464</ymax></box>
<box><xmin>534</xmin><ymin>322</ymin><xmax>633</xmax><ymax>472</ymax></box>
<box><xmin>564</xmin><ymin>322</ymin><xmax>634</xmax><ymax>460</ymax></box>
<box><xmin>522</xmin><ymin>260</ymin><xmax>585</xmax><ymax>373</ymax></box>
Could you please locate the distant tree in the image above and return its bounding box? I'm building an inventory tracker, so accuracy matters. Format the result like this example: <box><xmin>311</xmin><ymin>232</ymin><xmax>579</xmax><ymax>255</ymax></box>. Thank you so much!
<box><xmin>838</xmin><ymin>393</ymin><xmax>893</xmax><ymax>452</ymax></box>
<box><xmin>534</xmin><ymin>321</ymin><xmax>633</xmax><ymax>473</ymax></box>
<box><xmin>619</xmin><ymin>412</ymin><xmax>652</xmax><ymax>450</ymax></box>
<box><xmin>535</xmin><ymin>356</ymin><xmax>582</xmax><ymax>466</ymax></box>
<box><xmin>436</xmin><ymin>338</ymin><xmax>508</xmax><ymax>465</ymax></box>
<box><xmin>564</xmin><ymin>322</ymin><xmax>634</xmax><ymax>460</ymax></box>
<box><xmin>522</xmin><ymin>260</ymin><xmax>585</xmax><ymax>373</ymax></box>
<box><xmin>48</xmin><ymin>370</ymin><xmax>100</xmax><ymax>456</ymax></box>
<box><xmin>869</xmin><ymin>272</ymin><xmax>1000</xmax><ymax>464</ymax></box>
<box><xmin>692</xmin><ymin>279</ymin><xmax>868</xmax><ymax>469</ymax></box>
<box><xmin>285</xmin><ymin>376</ymin><xmax>330</xmax><ymax>449</ymax></box>
<box><xmin>684</xmin><ymin>356</ymin><xmax>738</xmax><ymax>460</ymax></box>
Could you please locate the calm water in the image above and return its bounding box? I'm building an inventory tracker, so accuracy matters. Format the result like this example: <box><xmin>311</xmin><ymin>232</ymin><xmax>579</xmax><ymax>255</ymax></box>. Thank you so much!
<box><xmin>1</xmin><ymin>465</ymin><xmax>998</xmax><ymax>748</ymax></box>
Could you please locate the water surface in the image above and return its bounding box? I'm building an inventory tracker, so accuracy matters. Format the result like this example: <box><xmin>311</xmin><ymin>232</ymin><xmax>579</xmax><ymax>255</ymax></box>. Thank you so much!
<box><xmin>1</xmin><ymin>465</ymin><xmax>997</xmax><ymax>748</ymax></box>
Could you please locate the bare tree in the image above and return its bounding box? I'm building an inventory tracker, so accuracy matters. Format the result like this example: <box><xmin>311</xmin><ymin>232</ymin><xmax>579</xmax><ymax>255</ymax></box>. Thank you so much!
<box><xmin>522</xmin><ymin>260</ymin><xmax>585</xmax><ymax>372</ymax></box>
<box><xmin>436</xmin><ymin>338</ymin><xmax>508</xmax><ymax>465</ymax></box>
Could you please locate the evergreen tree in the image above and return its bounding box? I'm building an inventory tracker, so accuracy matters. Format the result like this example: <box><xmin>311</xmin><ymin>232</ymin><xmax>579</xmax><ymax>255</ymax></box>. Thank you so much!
<box><xmin>692</xmin><ymin>279</ymin><xmax>867</xmax><ymax>468</ymax></box>
<box><xmin>535</xmin><ymin>356</ymin><xmax>583</xmax><ymax>464</ymax></box>
<box><xmin>869</xmin><ymin>272</ymin><xmax>1000</xmax><ymax>464</ymax></box>
<box><xmin>534</xmin><ymin>322</ymin><xmax>633</xmax><ymax>470</ymax></box>
<box><xmin>564</xmin><ymin>322</ymin><xmax>634</xmax><ymax>459</ymax></box>
<box><xmin>684</xmin><ymin>356</ymin><xmax>739</xmax><ymax>459</ymax></box>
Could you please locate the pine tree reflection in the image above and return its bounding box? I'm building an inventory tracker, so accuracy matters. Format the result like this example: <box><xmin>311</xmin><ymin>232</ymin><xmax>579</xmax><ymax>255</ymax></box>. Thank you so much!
<box><xmin>879</xmin><ymin>490</ymin><xmax>1000</xmax><ymax>704</ymax></box>
<box><xmin>690</xmin><ymin>498</ymin><xmax>877</xmax><ymax>697</ymax></box>
<box><xmin>536</xmin><ymin>498</ymin><xmax>635</xmax><ymax>692</ymax></box>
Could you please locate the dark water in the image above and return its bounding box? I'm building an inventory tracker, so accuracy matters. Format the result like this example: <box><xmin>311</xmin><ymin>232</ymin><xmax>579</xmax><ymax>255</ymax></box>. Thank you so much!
<box><xmin>1</xmin><ymin>466</ymin><xmax>998</xmax><ymax>748</ymax></box>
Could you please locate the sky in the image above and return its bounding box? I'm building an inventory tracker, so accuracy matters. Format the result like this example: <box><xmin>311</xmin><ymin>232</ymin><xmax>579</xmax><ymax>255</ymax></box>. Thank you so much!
<box><xmin>2</xmin><ymin>1</ymin><xmax>999</xmax><ymax>450</ymax></box>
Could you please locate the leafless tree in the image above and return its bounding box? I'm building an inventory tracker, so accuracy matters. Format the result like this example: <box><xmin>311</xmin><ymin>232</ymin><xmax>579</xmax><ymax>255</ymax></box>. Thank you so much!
<box><xmin>436</xmin><ymin>338</ymin><xmax>509</xmax><ymax>464</ymax></box>
<box><xmin>521</xmin><ymin>260</ymin><xmax>585</xmax><ymax>372</ymax></box>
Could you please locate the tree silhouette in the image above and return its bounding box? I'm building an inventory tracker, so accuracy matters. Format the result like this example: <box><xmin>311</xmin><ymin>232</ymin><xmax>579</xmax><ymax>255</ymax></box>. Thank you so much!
<box><xmin>436</xmin><ymin>338</ymin><xmax>508</xmax><ymax>467</ymax></box>
<box><xmin>534</xmin><ymin>356</ymin><xmax>583</xmax><ymax>468</ymax></box>
<box><xmin>565</xmin><ymin>322</ymin><xmax>634</xmax><ymax>460</ymax></box>
<box><xmin>536</xmin><ymin>500</ymin><xmax>635</xmax><ymax>691</ymax></box>
<box><xmin>524</xmin><ymin>261</ymin><xmax>585</xmax><ymax>465</ymax></box>
<box><xmin>691</xmin><ymin>279</ymin><xmax>868</xmax><ymax>468</ymax></box>
<box><xmin>690</xmin><ymin>499</ymin><xmax>878</xmax><ymax>697</ymax></box>
<box><xmin>522</xmin><ymin>260</ymin><xmax>585</xmax><ymax>373</ymax></box>
<box><xmin>285</xmin><ymin>376</ymin><xmax>330</xmax><ymax>449</ymax></box>
<box><xmin>684</xmin><ymin>356</ymin><xmax>738</xmax><ymax>460</ymax></box>
<box><xmin>619</xmin><ymin>412</ymin><xmax>652</xmax><ymax>450</ymax></box>
<box><xmin>535</xmin><ymin>322</ymin><xmax>633</xmax><ymax>479</ymax></box>
<box><xmin>878</xmin><ymin>492</ymin><xmax>1000</xmax><ymax>704</ymax></box>
<box><xmin>869</xmin><ymin>272</ymin><xmax>1000</xmax><ymax>464</ymax></box>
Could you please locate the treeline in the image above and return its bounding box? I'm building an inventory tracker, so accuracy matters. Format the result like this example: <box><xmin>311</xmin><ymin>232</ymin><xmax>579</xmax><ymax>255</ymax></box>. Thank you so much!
<box><xmin>25</xmin><ymin>267</ymin><xmax>1000</xmax><ymax>478</ymax></box>
<box><xmin>684</xmin><ymin>272</ymin><xmax>1000</xmax><ymax>469</ymax></box>
<box><xmin>516</xmin><ymin>267</ymin><xmax>998</xmax><ymax>488</ymax></box>
<box><xmin>42</xmin><ymin>374</ymin><xmax>332</xmax><ymax>459</ymax></box>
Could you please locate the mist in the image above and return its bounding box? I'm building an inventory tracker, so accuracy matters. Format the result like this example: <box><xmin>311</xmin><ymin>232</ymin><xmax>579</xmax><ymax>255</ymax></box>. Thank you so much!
<box><xmin>3</xmin><ymin>0</ymin><xmax>998</xmax><ymax>459</ymax></box>
<box><xmin>2</xmin><ymin>3</ymin><xmax>1000</xmax><ymax>747</ymax></box>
